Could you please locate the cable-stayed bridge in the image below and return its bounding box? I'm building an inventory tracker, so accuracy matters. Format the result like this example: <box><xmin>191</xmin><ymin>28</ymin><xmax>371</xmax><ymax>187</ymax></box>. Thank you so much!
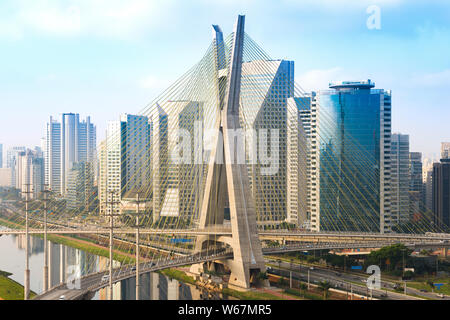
<box><xmin>31</xmin><ymin>241</ymin><xmax>448</xmax><ymax>300</ymax></box>
<box><xmin>3</xmin><ymin>15</ymin><xmax>449</xmax><ymax>300</ymax></box>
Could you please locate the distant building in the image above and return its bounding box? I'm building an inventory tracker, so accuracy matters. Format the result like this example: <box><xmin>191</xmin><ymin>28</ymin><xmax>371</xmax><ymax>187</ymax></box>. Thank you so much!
<box><xmin>105</xmin><ymin>120</ymin><xmax>122</xmax><ymax>216</ymax></box>
<box><xmin>44</xmin><ymin>114</ymin><xmax>96</xmax><ymax>196</ymax></box>
<box><xmin>0</xmin><ymin>143</ymin><xmax>3</xmax><ymax>168</ymax></box>
<box><xmin>6</xmin><ymin>146</ymin><xmax>26</xmax><ymax>187</ymax></box>
<box><xmin>441</xmin><ymin>142</ymin><xmax>450</xmax><ymax>160</ymax></box>
<box><xmin>98</xmin><ymin>140</ymin><xmax>107</xmax><ymax>215</ymax></box>
<box><xmin>0</xmin><ymin>168</ymin><xmax>12</xmax><ymax>187</ymax></box>
<box><xmin>61</xmin><ymin>113</ymin><xmax>96</xmax><ymax>195</ymax></box>
<box><xmin>391</xmin><ymin>133</ymin><xmax>410</xmax><ymax>224</ymax></box>
<box><xmin>432</xmin><ymin>159</ymin><xmax>450</xmax><ymax>229</ymax></box>
<box><xmin>409</xmin><ymin>152</ymin><xmax>423</xmax><ymax>217</ymax></box>
<box><xmin>45</xmin><ymin>117</ymin><xmax>61</xmax><ymax>194</ymax></box>
<box><xmin>66</xmin><ymin>161</ymin><xmax>96</xmax><ymax>212</ymax></box>
<box><xmin>423</xmin><ymin>159</ymin><xmax>434</xmax><ymax>211</ymax></box>
<box><xmin>16</xmin><ymin>149</ymin><xmax>44</xmax><ymax>199</ymax></box>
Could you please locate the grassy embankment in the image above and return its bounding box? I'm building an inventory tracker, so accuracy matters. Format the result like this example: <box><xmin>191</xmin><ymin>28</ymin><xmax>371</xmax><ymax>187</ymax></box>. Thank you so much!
<box><xmin>407</xmin><ymin>277</ymin><xmax>450</xmax><ymax>295</ymax></box>
<box><xmin>0</xmin><ymin>271</ymin><xmax>37</xmax><ymax>300</ymax></box>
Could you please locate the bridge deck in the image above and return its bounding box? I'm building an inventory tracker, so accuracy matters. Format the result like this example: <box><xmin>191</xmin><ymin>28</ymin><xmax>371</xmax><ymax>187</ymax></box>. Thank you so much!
<box><xmin>33</xmin><ymin>241</ymin><xmax>449</xmax><ymax>300</ymax></box>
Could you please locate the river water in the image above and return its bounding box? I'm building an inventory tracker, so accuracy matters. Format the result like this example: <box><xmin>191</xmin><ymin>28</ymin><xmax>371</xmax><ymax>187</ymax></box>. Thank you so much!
<box><xmin>0</xmin><ymin>227</ymin><xmax>226</xmax><ymax>300</ymax></box>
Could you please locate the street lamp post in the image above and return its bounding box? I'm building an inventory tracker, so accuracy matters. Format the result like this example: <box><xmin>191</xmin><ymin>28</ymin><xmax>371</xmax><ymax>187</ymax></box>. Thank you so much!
<box><xmin>24</xmin><ymin>184</ymin><xmax>31</xmax><ymax>300</ymax></box>
<box><xmin>307</xmin><ymin>269</ymin><xmax>310</xmax><ymax>290</ymax></box>
<box><xmin>42</xmin><ymin>185</ymin><xmax>50</xmax><ymax>292</ymax></box>
<box><xmin>133</xmin><ymin>193</ymin><xmax>144</xmax><ymax>301</ymax></box>
<box><xmin>106</xmin><ymin>190</ymin><xmax>120</xmax><ymax>300</ymax></box>
<box><xmin>350</xmin><ymin>284</ymin><xmax>353</xmax><ymax>300</ymax></box>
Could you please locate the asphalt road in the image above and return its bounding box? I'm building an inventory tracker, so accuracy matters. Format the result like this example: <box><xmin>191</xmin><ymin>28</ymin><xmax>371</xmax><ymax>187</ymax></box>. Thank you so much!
<box><xmin>266</xmin><ymin>259</ymin><xmax>418</xmax><ymax>300</ymax></box>
<box><xmin>266</xmin><ymin>258</ymin><xmax>449</xmax><ymax>300</ymax></box>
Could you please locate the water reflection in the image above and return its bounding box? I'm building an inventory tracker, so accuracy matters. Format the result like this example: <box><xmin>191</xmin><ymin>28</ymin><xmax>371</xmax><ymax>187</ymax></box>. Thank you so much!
<box><xmin>0</xmin><ymin>232</ymin><xmax>110</xmax><ymax>293</ymax></box>
<box><xmin>0</xmin><ymin>230</ymin><xmax>228</xmax><ymax>300</ymax></box>
<box><xmin>95</xmin><ymin>273</ymin><xmax>228</xmax><ymax>300</ymax></box>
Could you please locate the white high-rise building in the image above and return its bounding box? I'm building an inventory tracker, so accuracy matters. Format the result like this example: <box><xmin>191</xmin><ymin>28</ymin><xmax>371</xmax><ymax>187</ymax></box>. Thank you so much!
<box><xmin>0</xmin><ymin>168</ymin><xmax>12</xmax><ymax>187</ymax></box>
<box><xmin>286</xmin><ymin>97</ymin><xmax>311</xmax><ymax>227</ymax></box>
<box><xmin>16</xmin><ymin>149</ymin><xmax>44</xmax><ymax>199</ymax></box>
<box><xmin>391</xmin><ymin>133</ymin><xmax>410</xmax><ymax>223</ymax></box>
<box><xmin>61</xmin><ymin>113</ymin><xmax>96</xmax><ymax>195</ymax></box>
<box><xmin>98</xmin><ymin>140</ymin><xmax>107</xmax><ymax>215</ymax></box>
<box><xmin>6</xmin><ymin>146</ymin><xmax>26</xmax><ymax>188</ymax></box>
<box><xmin>106</xmin><ymin>120</ymin><xmax>121</xmax><ymax>216</ymax></box>
<box><xmin>45</xmin><ymin>117</ymin><xmax>62</xmax><ymax>194</ymax></box>
<box><xmin>44</xmin><ymin>114</ymin><xmax>96</xmax><ymax>196</ymax></box>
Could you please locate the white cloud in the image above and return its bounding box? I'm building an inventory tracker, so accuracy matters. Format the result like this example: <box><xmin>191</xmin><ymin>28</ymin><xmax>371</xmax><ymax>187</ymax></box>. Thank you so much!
<box><xmin>281</xmin><ymin>0</ymin><xmax>404</xmax><ymax>11</ymax></box>
<box><xmin>19</xmin><ymin>4</ymin><xmax>81</xmax><ymax>35</ymax></box>
<box><xmin>410</xmin><ymin>69</ymin><xmax>450</xmax><ymax>88</ymax></box>
<box><xmin>296</xmin><ymin>67</ymin><xmax>345</xmax><ymax>91</ymax></box>
<box><xmin>0</xmin><ymin>0</ymin><xmax>175</xmax><ymax>39</ymax></box>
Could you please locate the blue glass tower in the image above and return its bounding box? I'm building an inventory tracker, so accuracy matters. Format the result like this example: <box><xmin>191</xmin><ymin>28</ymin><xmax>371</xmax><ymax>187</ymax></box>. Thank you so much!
<box><xmin>310</xmin><ymin>80</ymin><xmax>392</xmax><ymax>233</ymax></box>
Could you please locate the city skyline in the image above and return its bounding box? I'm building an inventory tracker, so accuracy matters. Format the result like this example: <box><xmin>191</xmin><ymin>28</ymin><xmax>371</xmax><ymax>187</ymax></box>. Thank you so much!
<box><xmin>0</xmin><ymin>11</ymin><xmax>449</xmax><ymax>304</ymax></box>
<box><xmin>0</xmin><ymin>0</ymin><xmax>449</xmax><ymax>159</ymax></box>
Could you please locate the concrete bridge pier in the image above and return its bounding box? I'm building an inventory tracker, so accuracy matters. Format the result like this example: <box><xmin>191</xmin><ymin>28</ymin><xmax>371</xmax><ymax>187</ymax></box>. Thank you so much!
<box><xmin>59</xmin><ymin>244</ymin><xmax>65</xmax><ymax>284</ymax></box>
<box><xmin>150</xmin><ymin>273</ymin><xmax>159</xmax><ymax>300</ymax></box>
<box><xmin>47</xmin><ymin>243</ymin><xmax>52</xmax><ymax>289</ymax></box>
<box><xmin>167</xmin><ymin>279</ymin><xmax>180</xmax><ymax>300</ymax></box>
<box><xmin>43</xmin><ymin>241</ymin><xmax>48</xmax><ymax>292</ymax></box>
<box><xmin>24</xmin><ymin>269</ymin><xmax>30</xmax><ymax>300</ymax></box>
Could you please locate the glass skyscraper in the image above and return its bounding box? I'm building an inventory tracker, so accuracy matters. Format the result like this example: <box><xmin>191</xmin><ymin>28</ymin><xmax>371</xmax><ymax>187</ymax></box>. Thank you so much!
<box><xmin>310</xmin><ymin>80</ymin><xmax>392</xmax><ymax>233</ymax></box>
<box><xmin>240</xmin><ymin>59</ymin><xmax>294</xmax><ymax>226</ymax></box>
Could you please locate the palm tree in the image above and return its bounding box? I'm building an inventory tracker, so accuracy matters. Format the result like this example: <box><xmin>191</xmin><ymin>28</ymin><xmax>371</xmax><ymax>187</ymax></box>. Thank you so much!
<box><xmin>318</xmin><ymin>281</ymin><xmax>332</xmax><ymax>300</ymax></box>
<box><xmin>278</xmin><ymin>276</ymin><xmax>287</xmax><ymax>288</ymax></box>
<box><xmin>426</xmin><ymin>279</ymin><xmax>435</xmax><ymax>292</ymax></box>
<box><xmin>299</xmin><ymin>283</ymin><xmax>308</xmax><ymax>297</ymax></box>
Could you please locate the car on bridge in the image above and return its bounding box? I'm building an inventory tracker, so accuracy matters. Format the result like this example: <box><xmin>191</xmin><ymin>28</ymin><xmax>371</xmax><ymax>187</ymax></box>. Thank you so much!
<box><xmin>101</xmin><ymin>275</ymin><xmax>109</xmax><ymax>282</ymax></box>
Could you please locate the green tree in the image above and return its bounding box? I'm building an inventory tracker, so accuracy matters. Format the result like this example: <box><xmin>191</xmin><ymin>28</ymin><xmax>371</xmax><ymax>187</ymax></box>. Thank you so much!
<box><xmin>365</xmin><ymin>244</ymin><xmax>412</xmax><ymax>272</ymax></box>
<box><xmin>426</xmin><ymin>280</ymin><xmax>435</xmax><ymax>291</ymax></box>
<box><xmin>318</xmin><ymin>281</ymin><xmax>332</xmax><ymax>300</ymax></box>
<box><xmin>255</xmin><ymin>272</ymin><xmax>268</xmax><ymax>287</ymax></box>
<box><xmin>278</xmin><ymin>276</ymin><xmax>287</xmax><ymax>288</ymax></box>
<box><xmin>298</xmin><ymin>282</ymin><xmax>308</xmax><ymax>297</ymax></box>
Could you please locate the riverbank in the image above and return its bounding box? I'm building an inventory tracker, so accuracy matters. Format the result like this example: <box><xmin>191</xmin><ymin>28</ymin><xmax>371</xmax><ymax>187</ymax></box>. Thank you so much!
<box><xmin>0</xmin><ymin>270</ymin><xmax>36</xmax><ymax>300</ymax></box>
<box><xmin>162</xmin><ymin>267</ymin><xmax>287</xmax><ymax>300</ymax></box>
<box><xmin>0</xmin><ymin>216</ymin><xmax>136</xmax><ymax>264</ymax></box>
<box><xmin>0</xmin><ymin>215</ymin><xmax>288</xmax><ymax>300</ymax></box>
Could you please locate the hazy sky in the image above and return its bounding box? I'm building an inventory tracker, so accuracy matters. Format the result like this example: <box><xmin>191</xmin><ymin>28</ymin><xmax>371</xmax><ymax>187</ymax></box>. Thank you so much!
<box><xmin>0</xmin><ymin>0</ymin><xmax>449</xmax><ymax>160</ymax></box>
